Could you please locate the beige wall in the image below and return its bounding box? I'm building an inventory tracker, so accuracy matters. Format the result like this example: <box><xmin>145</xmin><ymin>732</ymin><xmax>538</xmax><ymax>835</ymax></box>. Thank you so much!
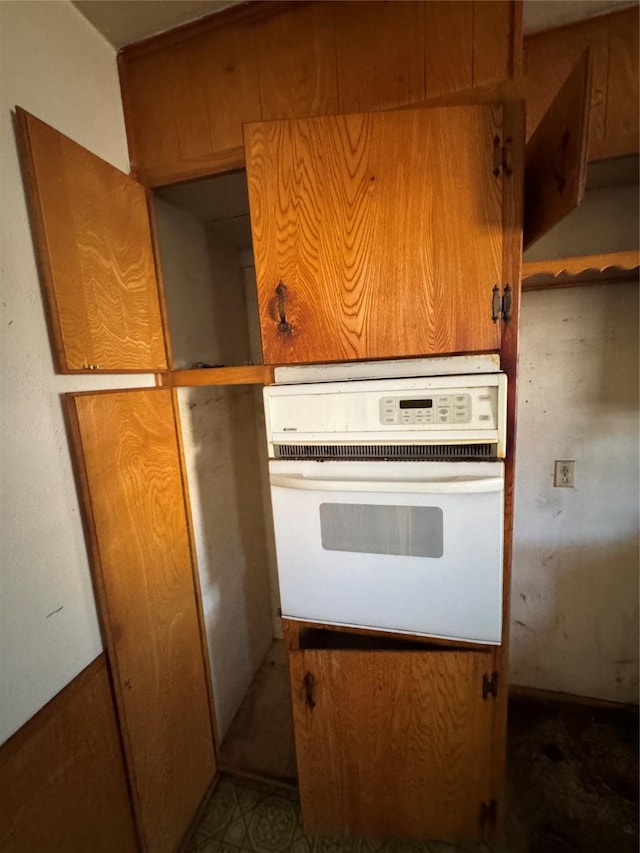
<box><xmin>511</xmin><ymin>282</ymin><xmax>639</xmax><ymax>703</ymax></box>
<box><xmin>0</xmin><ymin>0</ymin><xmax>154</xmax><ymax>744</ymax></box>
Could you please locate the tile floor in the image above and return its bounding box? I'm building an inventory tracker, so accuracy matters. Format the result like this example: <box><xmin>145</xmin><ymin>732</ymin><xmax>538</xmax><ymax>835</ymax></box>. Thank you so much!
<box><xmin>187</xmin><ymin>774</ymin><xmax>496</xmax><ymax>853</ymax></box>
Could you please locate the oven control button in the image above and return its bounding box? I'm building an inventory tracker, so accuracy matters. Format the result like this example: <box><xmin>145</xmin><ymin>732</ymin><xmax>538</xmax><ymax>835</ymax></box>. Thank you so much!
<box><xmin>479</xmin><ymin>414</ymin><xmax>491</xmax><ymax>421</ymax></box>
<box><xmin>454</xmin><ymin>395</ymin><xmax>467</xmax><ymax>403</ymax></box>
<box><xmin>437</xmin><ymin>395</ymin><xmax>452</xmax><ymax>405</ymax></box>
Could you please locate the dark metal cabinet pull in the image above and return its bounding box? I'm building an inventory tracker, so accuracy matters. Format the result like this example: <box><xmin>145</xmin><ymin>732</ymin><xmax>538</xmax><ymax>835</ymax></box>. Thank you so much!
<box><xmin>275</xmin><ymin>281</ymin><xmax>292</xmax><ymax>335</ymax></box>
<box><xmin>492</xmin><ymin>284</ymin><xmax>512</xmax><ymax>323</ymax></box>
<box><xmin>491</xmin><ymin>284</ymin><xmax>502</xmax><ymax>322</ymax></box>
<box><xmin>502</xmin><ymin>284</ymin><xmax>512</xmax><ymax>322</ymax></box>
<box><xmin>303</xmin><ymin>671</ymin><xmax>316</xmax><ymax>710</ymax></box>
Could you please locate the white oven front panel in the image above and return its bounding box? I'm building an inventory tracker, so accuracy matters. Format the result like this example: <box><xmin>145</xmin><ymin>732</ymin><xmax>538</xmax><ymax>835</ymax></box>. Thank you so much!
<box><xmin>269</xmin><ymin>459</ymin><xmax>504</xmax><ymax>645</ymax></box>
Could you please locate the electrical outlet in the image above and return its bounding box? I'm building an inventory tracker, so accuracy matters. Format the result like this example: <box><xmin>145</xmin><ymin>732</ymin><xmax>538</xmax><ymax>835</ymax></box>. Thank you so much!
<box><xmin>554</xmin><ymin>460</ymin><xmax>575</xmax><ymax>488</ymax></box>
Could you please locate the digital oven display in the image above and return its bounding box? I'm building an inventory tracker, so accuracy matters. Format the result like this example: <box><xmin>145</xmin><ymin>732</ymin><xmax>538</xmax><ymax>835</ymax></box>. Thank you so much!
<box><xmin>399</xmin><ymin>399</ymin><xmax>433</xmax><ymax>409</ymax></box>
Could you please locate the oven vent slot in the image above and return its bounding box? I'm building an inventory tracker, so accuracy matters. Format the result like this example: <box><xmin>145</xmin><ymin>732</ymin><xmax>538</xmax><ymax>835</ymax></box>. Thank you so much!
<box><xmin>274</xmin><ymin>443</ymin><xmax>496</xmax><ymax>460</ymax></box>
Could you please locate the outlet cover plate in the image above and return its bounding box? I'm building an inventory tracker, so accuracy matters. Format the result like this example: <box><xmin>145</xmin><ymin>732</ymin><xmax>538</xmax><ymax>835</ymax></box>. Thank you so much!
<box><xmin>554</xmin><ymin>460</ymin><xmax>575</xmax><ymax>487</ymax></box>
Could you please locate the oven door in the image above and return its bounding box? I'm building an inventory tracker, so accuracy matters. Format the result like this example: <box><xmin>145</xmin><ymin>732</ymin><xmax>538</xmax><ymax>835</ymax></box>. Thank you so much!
<box><xmin>269</xmin><ymin>458</ymin><xmax>504</xmax><ymax>645</ymax></box>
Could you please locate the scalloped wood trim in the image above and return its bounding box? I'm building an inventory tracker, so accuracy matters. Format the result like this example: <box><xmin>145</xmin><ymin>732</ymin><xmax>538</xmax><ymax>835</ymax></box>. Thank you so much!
<box><xmin>522</xmin><ymin>250</ymin><xmax>640</xmax><ymax>291</ymax></box>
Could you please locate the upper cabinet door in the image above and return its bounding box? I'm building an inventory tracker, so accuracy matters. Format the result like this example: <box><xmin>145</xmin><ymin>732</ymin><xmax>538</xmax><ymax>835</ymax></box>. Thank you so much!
<box><xmin>245</xmin><ymin>105</ymin><xmax>505</xmax><ymax>365</ymax></box>
<box><xmin>17</xmin><ymin>109</ymin><xmax>168</xmax><ymax>373</ymax></box>
<box><xmin>523</xmin><ymin>52</ymin><xmax>591</xmax><ymax>251</ymax></box>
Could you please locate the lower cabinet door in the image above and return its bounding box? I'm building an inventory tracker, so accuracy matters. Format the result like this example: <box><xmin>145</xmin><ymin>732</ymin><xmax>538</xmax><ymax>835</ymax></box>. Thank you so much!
<box><xmin>67</xmin><ymin>389</ymin><xmax>216</xmax><ymax>853</ymax></box>
<box><xmin>288</xmin><ymin>647</ymin><xmax>496</xmax><ymax>842</ymax></box>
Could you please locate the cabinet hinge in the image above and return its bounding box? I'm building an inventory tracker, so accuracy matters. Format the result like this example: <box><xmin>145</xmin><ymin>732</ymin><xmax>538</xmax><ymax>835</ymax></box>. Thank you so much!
<box><xmin>480</xmin><ymin>799</ymin><xmax>498</xmax><ymax>826</ymax></box>
<box><xmin>482</xmin><ymin>670</ymin><xmax>499</xmax><ymax>700</ymax></box>
<box><xmin>491</xmin><ymin>284</ymin><xmax>512</xmax><ymax>323</ymax></box>
<box><xmin>492</xmin><ymin>135</ymin><xmax>513</xmax><ymax>177</ymax></box>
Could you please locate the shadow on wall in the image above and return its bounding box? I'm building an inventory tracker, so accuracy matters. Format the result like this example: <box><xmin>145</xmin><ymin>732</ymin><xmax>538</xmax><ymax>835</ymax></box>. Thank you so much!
<box><xmin>179</xmin><ymin>385</ymin><xmax>274</xmax><ymax>739</ymax></box>
<box><xmin>511</xmin><ymin>537</ymin><xmax>639</xmax><ymax>703</ymax></box>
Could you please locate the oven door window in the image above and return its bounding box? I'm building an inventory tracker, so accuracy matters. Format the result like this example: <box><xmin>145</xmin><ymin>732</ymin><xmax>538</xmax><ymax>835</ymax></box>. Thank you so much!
<box><xmin>319</xmin><ymin>503</ymin><xmax>443</xmax><ymax>558</ymax></box>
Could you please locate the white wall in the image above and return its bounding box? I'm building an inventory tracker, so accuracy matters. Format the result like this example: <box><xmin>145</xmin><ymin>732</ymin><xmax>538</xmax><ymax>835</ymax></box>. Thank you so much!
<box><xmin>156</xmin><ymin>197</ymin><xmax>273</xmax><ymax>737</ymax></box>
<box><xmin>0</xmin><ymin>1</ymin><xmax>153</xmax><ymax>744</ymax></box>
<box><xmin>511</xmin><ymin>282</ymin><xmax>639</xmax><ymax>703</ymax></box>
<box><xmin>154</xmin><ymin>199</ymin><xmax>221</xmax><ymax>370</ymax></box>
<box><xmin>178</xmin><ymin>385</ymin><xmax>274</xmax><ymax>738</ymax></box>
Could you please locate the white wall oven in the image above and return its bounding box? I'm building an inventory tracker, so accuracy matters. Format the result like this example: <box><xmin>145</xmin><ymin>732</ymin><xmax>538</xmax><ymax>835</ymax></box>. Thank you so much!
<box><xmin>264</xmin><ymin>357</ymin><xmax>507</xmax><ymax>646</ymax></box>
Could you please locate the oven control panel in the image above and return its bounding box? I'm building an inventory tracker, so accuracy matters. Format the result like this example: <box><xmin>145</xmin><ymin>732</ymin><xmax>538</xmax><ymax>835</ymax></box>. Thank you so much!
<box><xmin>264</xmin><ymin>372</ymin><xmax>507</xmax><ymax>458</ymax></box>
<box><xmin>380</xmin><ymin>393</ymin><xmax>473</xmax><ymax>425</ymax></box>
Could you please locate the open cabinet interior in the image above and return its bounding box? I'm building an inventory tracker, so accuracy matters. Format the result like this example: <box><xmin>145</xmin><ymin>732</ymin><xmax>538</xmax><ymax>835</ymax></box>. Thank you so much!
<box><xmin>523</xmin><ymin>154</ymin><xmax>640</xmax><ymax>287</ymax></box>
<box><xmin>152</xmin><ymin>174</ymin><xmax>295</xmax><ymax>781</ymax></box>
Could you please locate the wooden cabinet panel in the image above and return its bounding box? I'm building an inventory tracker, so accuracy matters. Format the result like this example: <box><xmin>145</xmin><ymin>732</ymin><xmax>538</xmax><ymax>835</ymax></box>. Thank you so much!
<box><xmin>17</xmin><ymin>109</ymin><xmax>167</xmax><ymax>373</ymax></box>
<box><xmin>524</xmin><ymin>51</ymin><xmax>591</xmax><ymax>250</ymax></box>
<box><xmin>602</xmin><ymin>7</ymin><xmax>639</xmax><ymax>159</ymax></box>
<box><xmin>335</xmin><ymin>1</ymin><xmax>425</xmax><ymax>113</ymax></box>
<box><xmin>246</xmin><ymin>105</ymin><xmax>504</xmax><ymax>365</ymax></box>
<box><xmin>119</xmin><ymin>1</ymin><xmax>521</xmax><ymax>186</ymax></box>
<box><xmin>288</xmin><ymin>648</ymin><xmax>495</xmax><ymax>840</ymax></box>
<box><xmin>256</xmin><ymin>3</ymin><xmax>338</xmax><ymax>120</ymax></box>
<box><xmin>525</xmin><ymin>8</ymin><xmax>639</xmax><ymax>163</ymax></box>
<box><xmin>525</xmin><ymin>18</ymin><xmax>607</xmax><ymax>152</ymax></box>
<box><xmin>67</xmin><ymin>389</ymin><xmax>216</xmax><ymax>853</ymax></box>
<box><xmin>473</xmin><ymin>0</ymin><xmax>519</xmax><ymax>87</ymax></box>
<box><xmin>122</xmin><ymin>21</ymin><xmax>262</xmax><ymax>186</ymax></box>
<box><xmin>0</xmin><ymin>656</ymin><xmax>138</xmax><ymax>853</ymax></box>
<box><xmin>424</xmin><ymin>1</ymin><xmax>473</xmax><ymax>99</ymax></box>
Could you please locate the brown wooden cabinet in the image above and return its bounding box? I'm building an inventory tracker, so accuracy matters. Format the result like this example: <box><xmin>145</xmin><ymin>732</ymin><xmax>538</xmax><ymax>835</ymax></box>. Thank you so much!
<box><xmin>525</xmin><ymin>6</ymin><xmax>639</xmax><ymax>163</ymax></box>
<box><xmin>12</xmin><ymin>4</ymin><xmax>603</xmax><ymax>843</ymax></box>
<box><xmin>119</xmin><ymin>0</ymin><xmax>522</xmax><ymax>187</ymax></box>
<box><xmin>15</xmin><ymin>41</ymin><xmax>593</xmax><ymax>840</ymax></box>
<box><xmin>288</xmin><ymin>643</ymin><xmax>498</xmax><ymax>841</ymax></box>
<box><xmin>245</xmin><ymin>104</ymin><xmax>508</xmax><ymax>365</ymax></box>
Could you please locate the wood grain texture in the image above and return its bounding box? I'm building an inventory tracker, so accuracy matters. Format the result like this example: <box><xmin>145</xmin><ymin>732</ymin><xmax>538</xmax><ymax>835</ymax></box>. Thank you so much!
<box><xmin>289</xmin><ymin>649</ymin><xmax>495</xmax><ymax>840</ymax></box>
<box><xmin>335</xmin><ymin>1</ymin><xmax>425</xmax><ymax>113</ymax></box>
<box><xmin>123</xmin><ymin>21</ymin><xmax>261</xmax><ymax>186</ymax></box>
<box><xmin>145</xmin><ymin>188</ymin><xmax>175</xmax><ymax>370</ymax></box>
<box><xmin>16</xmin><ymin>109</ymin><xmax>167</xmax><ymax>372</ymax></box>
<box><xmin>67</xmin><ymin>389</ymin><xmax>216</xmax><ymax>853</ymax></box>
<box><xmin>256</xmin><ymin>2</ymin><xmax>339</xmax><ymax>120</ymax></box>
<box><xmin>524</xmin><ymin>51</ymin><xmax>591</xmax><ymax>251</ymax></box>
<box><xmin>524</xmin><ymin>12</ymin><xmax>610</xmax><ymax>158</ymax></box>
<box><xmin>424</xmin><ymin>1</ymin><xmax>473</xmax><ymax>99</ymax></box>
<box><xmin>602</xmin><ymin>7</ymin><xmax>639</xmax><ymax>159</ymax></box>
<box><xmin>118</xmin><ymin>1</ymin><xmax>520</xmax><ymax>185</ymax></box>
<box><xmin>492</xmin><ymin>99</ymin><xmax>525</xmax><ymax>841</ymax></box>
<box><xmin>0</xmin><ymin>655</ymin><xmax>139</xmax><ymax>853</ymax></box>
<box><xmin>473</xmin><ymin>1</ymin><xmax>515</xmax><ymax>87</ymax></box>
<box><xmin>246</xmin><ymin>105</ymin><xmax>503</xmax><ymax>365</ymax></box>
<box><xmin>121</xmin><ymin>0</ymin><xmax>299</xmax><ymax>60</ymax></box>
<box><xmin>169</xmin><ymin>365</ymin><xmax>275</xmax><ymax>387</ymax></box>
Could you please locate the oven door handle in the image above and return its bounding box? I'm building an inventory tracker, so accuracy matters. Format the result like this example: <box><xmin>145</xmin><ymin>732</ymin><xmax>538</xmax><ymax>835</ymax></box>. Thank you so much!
<box><xmin>269</xmin><ymin>474</ymin><xmax>504</xmax><ymax>494</ymax></box>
